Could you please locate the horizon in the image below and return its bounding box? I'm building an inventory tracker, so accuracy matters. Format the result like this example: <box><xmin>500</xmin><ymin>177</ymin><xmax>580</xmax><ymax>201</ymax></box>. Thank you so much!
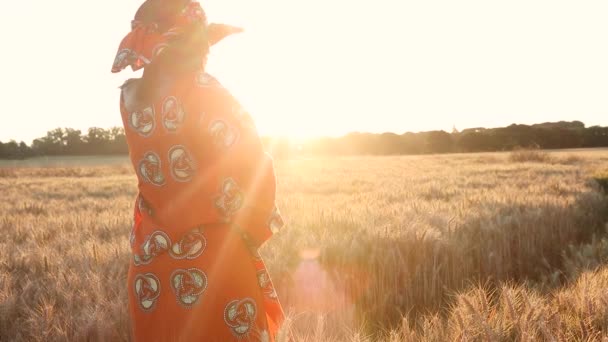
<box><xmin>0</xmin><ymin>0</ymin><xmax>607</xmax><ymax>143</ymax></box>
<box><xmin>0</xmin><ymin>119</ymin><xmax>601</xmax><ymax>145</ymax></box>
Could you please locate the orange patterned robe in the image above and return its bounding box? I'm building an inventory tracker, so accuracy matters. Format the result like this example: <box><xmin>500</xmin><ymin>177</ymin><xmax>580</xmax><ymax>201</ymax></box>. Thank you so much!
<box><xmin>112</xmin><ymin>2</ymin><xmax>285</xmax><ymax>341</ymax></box>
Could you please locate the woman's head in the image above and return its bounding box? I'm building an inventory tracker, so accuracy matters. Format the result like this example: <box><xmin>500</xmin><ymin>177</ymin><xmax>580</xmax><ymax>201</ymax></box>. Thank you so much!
<box><xmin>112</xmin><ymin>0</ymin><xmax>243</xmax><ymax>74</ymax></box>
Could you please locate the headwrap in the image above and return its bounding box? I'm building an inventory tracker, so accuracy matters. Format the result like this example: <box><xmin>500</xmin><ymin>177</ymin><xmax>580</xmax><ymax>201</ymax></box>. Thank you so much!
<box><xmin>111</xmin><ymin>1</ymin><xmax>206</xmax><ymax>73</ymax></box>
<box><xmin>112</xmin><ymin>0</ymin><xmax>243</xmax><ymax>74</ymax></box>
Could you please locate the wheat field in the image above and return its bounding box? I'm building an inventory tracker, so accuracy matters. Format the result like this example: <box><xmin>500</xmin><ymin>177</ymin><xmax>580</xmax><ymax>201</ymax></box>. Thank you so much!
<box><xmin>1</xmin><ymin>150</ymin><xmax>608</xmax><ymax>341</ymax></box>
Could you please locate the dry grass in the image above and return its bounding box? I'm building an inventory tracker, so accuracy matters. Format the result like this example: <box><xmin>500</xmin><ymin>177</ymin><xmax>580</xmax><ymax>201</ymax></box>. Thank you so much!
<box><xmin>382</xmin><ymin>266</ymin><xmax>608</xmax><ymax>341</ymax></box>
<box><xmin>595</xmin><ymin>171</ymin><xmax>608</xmax><ymax>193</ymax></box>
<box><xmin>1</xmin><ymin>150</ymin><xmax>608</xmax><ymax>341</ymax></box>
<box><xmin>509</xmin><ymin>149</ymin><xmax>555</xmax><ymax>163</ymax></box>
<box><xmin>363</xmin><ymin>230</ymin><xmax>608</xmax><ymax>342</ymax></box>
<box><xmin>508</xmin><ymin>148</ymin><xmax>589</xmax><ymax>165</ymax></box>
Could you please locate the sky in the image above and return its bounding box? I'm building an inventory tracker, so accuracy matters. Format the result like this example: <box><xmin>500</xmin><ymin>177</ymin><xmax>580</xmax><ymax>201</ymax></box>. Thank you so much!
<box><xmin>0</xmin><ymin>0</ymin><xmax>607</xmax><ymax>143</ymax></box>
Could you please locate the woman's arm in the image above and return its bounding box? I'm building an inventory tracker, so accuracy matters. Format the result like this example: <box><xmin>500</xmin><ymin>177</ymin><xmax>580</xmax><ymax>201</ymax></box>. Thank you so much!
<box><xmin>198</xmin><ymin>87</ymin><xmax>284</xmax><ymax>248</ymax></box>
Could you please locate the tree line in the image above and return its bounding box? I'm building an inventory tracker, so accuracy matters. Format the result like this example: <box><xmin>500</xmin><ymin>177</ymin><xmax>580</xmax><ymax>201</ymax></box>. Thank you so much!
<box><xmin>266</xmin><ymin>121</ymin><xmax>608</xmax><ymax>157</ymax></box>
<box><xmin>1</xmin><ymin>121</ymin><xmax>607</xmax><ymax>159</ymax></box>
<box><xmin>0</xmin><ymin>127</ymin><xmax>128</xmax><ymax>159</ymax></box>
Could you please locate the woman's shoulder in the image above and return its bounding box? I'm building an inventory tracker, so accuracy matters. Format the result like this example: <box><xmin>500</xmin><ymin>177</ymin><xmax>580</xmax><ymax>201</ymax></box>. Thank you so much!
<box><xmin>193</xmin><ymin>71</ymin><xmax>240</xmax><ymax>104</ymax></box>
<box><xmin>120</xmin><ymin>78</ymin><xmax>145</xmax><ymax>113</ymax></box>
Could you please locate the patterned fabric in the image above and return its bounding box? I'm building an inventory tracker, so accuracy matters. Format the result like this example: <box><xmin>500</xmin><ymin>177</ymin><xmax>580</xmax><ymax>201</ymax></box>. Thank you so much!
<box><xmin>128</xmin><ymin>225</ymin><xmax>283</xmax><ymax>341</ymax></box>
<box><xmin>114</xmin><ymin>2</ymin><xmax>285</xmax><ymax>340</ymax></box>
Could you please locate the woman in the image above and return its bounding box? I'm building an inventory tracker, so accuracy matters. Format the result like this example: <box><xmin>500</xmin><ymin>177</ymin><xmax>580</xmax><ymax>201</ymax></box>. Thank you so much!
<box><xmin>111</xmin><ymin>1</ymin><xmax>285</xmax><ymax>340</ymax></box>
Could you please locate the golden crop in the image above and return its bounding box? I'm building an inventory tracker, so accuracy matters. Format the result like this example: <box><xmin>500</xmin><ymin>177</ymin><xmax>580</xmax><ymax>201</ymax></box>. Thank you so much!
<box><xmin>1</xmin><ymin>150</ymin><xmax>607</xmax><ymax>341</ymax></box>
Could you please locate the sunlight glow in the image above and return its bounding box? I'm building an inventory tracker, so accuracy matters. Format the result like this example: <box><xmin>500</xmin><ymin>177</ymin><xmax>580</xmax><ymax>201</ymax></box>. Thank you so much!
<box><xmin>0</xmin><ymin>0</ymin><xmax>607</xmax><ymax>143</ymax></box>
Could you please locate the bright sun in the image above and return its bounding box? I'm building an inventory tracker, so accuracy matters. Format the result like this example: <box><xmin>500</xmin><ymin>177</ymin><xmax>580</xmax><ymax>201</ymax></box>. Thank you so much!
<box><xmin>202</xmin><ymin>0</ymin><xmax>390</xmax><ymax>140</ymax></box>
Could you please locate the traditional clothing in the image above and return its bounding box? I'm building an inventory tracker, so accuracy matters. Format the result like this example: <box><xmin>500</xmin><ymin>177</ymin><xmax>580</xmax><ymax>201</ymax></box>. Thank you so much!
<box><xmin>112</xmin><ymin>1</ymin><xmax>285</xmax><ymax>341</ymax></box>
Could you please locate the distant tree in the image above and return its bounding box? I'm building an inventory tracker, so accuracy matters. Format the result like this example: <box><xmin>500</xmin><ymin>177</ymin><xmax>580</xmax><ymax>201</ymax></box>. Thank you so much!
<box><xmin>342</xmin><ymin>132</ymin><xmax>376</xmax><ymax>155</ymax></box>
<box><xmin>18</xmin><ymin>142</ymin><xmax>32</xmax><ymax>158</ymax></box>
<box><xmin>424</xmin><ymin>131</ymin><xmax>453</xmax><ymax>153</ymax></box>
<box><xmin>501</xmin><ymin>125</ymin><xmax>537</xmax><ymax>149</ymax></box>
<box><xmin>4</xmin><ymin>141</ymin><xmax>19</xmax><ymax>158</ymax></box>
<box><xmin>0</xmin><ymin>140</ymin><xmax>31</xmax><ymax>159</ymax></box>
<box><xmin>400</xmin><ymin>132</ymin><xmax>424</xmax><ymax>154</ymax></box>
<box><xmin>31</xmin><ymin>128</ymin><xmax>67</xmax><ymax>155</ymax></box>
<box><xmin>457</xmin><ymin>131</ymin><xmax>497</xmax><ymax>152</ymax></box>
<box><xmin>582</xmin><ymin>126</ymin><xmax>608</xmax><ymax>148</ymax></box>
<box><xmin>0</xmin><ymin>141</ymin><xmax>7</xmax><ymax>158</ymax></box>
<box><xmin>85</xmin><ymin>127</ymin><xmax>110</xmax><ymax>153</ymax></box>
<box><xmin>532</xmin><ymin>121</ymin><xmax>585</xmax><ymax>130</ymax></box>
<box><xmin>377</xmin><ymin>132</ymin><xmax>403</xmax><ymax>155</ymax></box>
<box><xmin>108</xmin><ymin>127</ymin><xmax>128</xmax><ymax>154</ymax></box>
<box><xmin>64</xmin><ymin>128</ymin><xmax>85</xmax><ymax>155</ymax></box>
